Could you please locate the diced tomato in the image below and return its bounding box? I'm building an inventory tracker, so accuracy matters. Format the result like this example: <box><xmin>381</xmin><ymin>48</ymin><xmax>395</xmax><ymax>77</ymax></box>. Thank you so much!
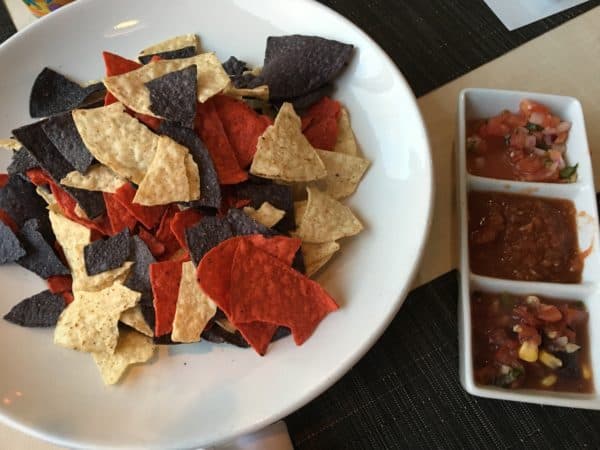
<box><xmin>484</xmin><ymin>116</ymin><xmax>510</xmax><ymax>137</ymax></box>
<box><xmin>516</xmin><ymin>325</ymin><xmax>542</xmax><ymax>345</ymax></box>
<box><xmin>520</xmin><ymin>99</ymin><xmax>550</xmax><ymax>116</ymax></box>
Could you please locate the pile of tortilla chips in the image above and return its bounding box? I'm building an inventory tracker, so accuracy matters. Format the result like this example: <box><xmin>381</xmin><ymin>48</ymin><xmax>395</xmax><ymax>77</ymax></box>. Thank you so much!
<box><xmin>0</xmin><ymin>32</ymin><xmax>370</xmax><ymax>384</ymax></box>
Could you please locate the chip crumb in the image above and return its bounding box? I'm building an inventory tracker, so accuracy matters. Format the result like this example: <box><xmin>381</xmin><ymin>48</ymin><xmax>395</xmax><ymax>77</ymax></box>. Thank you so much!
<box><xmin>0</xmin><ymin>138</ymin><xmax>22</xmax><ymax>151</ymax></box>
<box><xmin>92</xmin><ymin>328</ymin><xmax>156</xmax><ymax>385</ymax></box>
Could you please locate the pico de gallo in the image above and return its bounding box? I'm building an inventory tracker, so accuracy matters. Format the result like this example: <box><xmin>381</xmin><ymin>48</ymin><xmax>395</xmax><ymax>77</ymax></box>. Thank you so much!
<box><xmin>471</xmin><ymin>291</ymin><xmax>593</xmax><ymax>393</ymax></box>
<box><xmin>466</xmin><ymin>99</ymin><xmax>577</xmax><ymax>182</ymax></box>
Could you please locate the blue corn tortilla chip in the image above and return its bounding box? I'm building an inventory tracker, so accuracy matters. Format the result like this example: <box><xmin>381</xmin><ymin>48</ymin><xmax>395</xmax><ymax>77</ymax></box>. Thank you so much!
<box><xmin>223</xmin><ymin>56</ymin><xmax>248</xmax><ymax>76</ymax></box>
<box><xmin>63</xmin><ymin>186</ymin><xmax>106</xmax><ymax>219</ymax></box>
<box><xmin>0</xmin><ymin>221</ymin><xmax>26</xmax><ymax>264</ymax></box>
<box><xmin>12</xmin><ymin>120</ymin><xmax>73</xmax><ymax>181</ymax></box>
<box><xmin>287</xmin><ymin>84</ymin><xmax>333</xmax><ymax>110</ymax></box>
<box><xmin>225</xmin><ymin>208</ymin><xmax>277</xmax><ymax>237</ymax></box>
<box><xmin>201</xmin><ymin>322</ymin><xmax>250</xmax><ymax>348</ymax></box>
<box><xmin>12</xmin><ymin>121</ymin><xmax>105</xmax><ymax>218</ymax></box>
<box><xmin>29</xmin><ymin>68</ymin><xmax>105</xmax><ymax>118</ymax></box>
<box><xmin>7</xmin><ymin>148</ymin><xmax>40</xmax><ymax>176</ymax></box>
<box><xmin>0</xmin><ymin>175</ymin><xmax>47</xmax><ymax>227</ymax></box>
<box><xmin>4</xmin><ymin>290</ymin><xmax>64</xmax><ymax>327</ymax></box>
<box><xmin>251</xmin><ymin>35</ymin><xmax>353</xmax><ymax>100</ymax></box>
<box><xmin>272</xmin><ymin>326</ymin><xmax>291</xmax><ymax>342</ymax></box>
<box><xmin>292</xmin><ymin>248</ymin><xmax>306</xmax><ymax>274</ymax></box>
<box><xmin>153</xmin><ymin>333</ymin><xmax>182</xmax><ymax>345</ymax></box>
<box><xmin>234</xmin><ymin>180</ymin><xmax>295</xmax><ymax>233</ymax></box>
<box><xmin>146</xmin><ymin>66</ymin><xmax>197</xmax><ymax>128</ymax></box>
<box><xmin>138</xmin><ymin>46</ymin><xmax>197</xmax><ymax>64</ymax></box>
<box><xmin>185</xmin><ymin>216</ymin><xmax>233</xmax><ymax>265</ymax></box>
<box><xmin>17</xmin><ymin>218</ymin><xmax>69</xmax><ymax>278</ymax></box>
<box><xmin>158</xmin><ymin>122</ymin><xmax>221</xmax><ymax>209</ymax></box>
<box><xmin>42</xmin><ymin>112</ymin><xmax>95</xmax><ymax>173</ymax></box>
<box><xmin>232</xmin><ymin>73</ymin><xmax>258</xmax><ymax>89</ymax></box>
<box><xmin>84</xmin><ymin>229</ymin><xmax>130</xmax><ymax>276</ymax></box>
<box><xmin>124</xmin><ymin>236</ymin><xmax>156</xmax><ymax>306</ymax></box>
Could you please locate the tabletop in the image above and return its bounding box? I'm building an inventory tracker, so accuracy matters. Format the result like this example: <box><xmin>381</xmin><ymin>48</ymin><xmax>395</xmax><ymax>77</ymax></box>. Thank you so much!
<box><xmin>1</xmin><ymin>0</ymin><xmax>600</xmax><ymax>449</ymax></box>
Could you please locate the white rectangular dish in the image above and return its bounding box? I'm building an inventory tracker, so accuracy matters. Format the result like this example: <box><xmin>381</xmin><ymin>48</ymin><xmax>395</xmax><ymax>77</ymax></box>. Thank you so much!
<box><xmin>457</xmin><ymin>88</ymin><xmax>600</xmax><ymax>409</ymax></box>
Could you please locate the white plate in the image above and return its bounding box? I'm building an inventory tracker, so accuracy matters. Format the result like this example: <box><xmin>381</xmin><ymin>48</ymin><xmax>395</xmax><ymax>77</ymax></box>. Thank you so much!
<box><xmin>0</xmin><ymin>0</ymin><xmax>433</xmax><ymax>448</ymax></box>
<box><xmin>457</xmin><ymin>88</ymin><xmax>600</xmax><ymax>409</ymax></box>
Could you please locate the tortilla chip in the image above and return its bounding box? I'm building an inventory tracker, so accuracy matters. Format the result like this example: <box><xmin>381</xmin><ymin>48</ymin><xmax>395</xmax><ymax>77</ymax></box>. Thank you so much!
<box><xmin>186</xmin><ymin>216</ymin><xmax>233</xmax><ymax>265</ymax></box>
<box><xmin>84</xmin><ymin>230</ymin><xmax>130</xmax><ymax>276</ymax></box>
<box><xmin>113</xmin><ymin>183</ymin><xmax>166</xmax><ymax>229</ymax></box>
<box><xmin>294</xmin><ymin>187</ymin><xmax>362</xmax><ymax>243</ymax></box>
<box><xmin>133</xmin><ymin>135</ymin><xmax>199</xmax><ymax>205</ymax></box>
<box><xmin>235</xmin><ymin>180</ymin><xmax>295</xmax><ymax>233</ymax></box>
<box><xmin>145</xmin><ymin>65</ymin><xmax>197</xmax><ymax>127</ymax></box>
<box><xmin>0</xmin><ymin>220</ymin><xmax>25</xmax><ymax>264</ymax></box>
<box><xmin>36</xmin><ymin>186</ymin><xmax>56</xmax><ymax>205</ymax></box>
<box><xmin>72</xmin><ymin>103</ymin><xmax>158</xmax><ymax>184</ymax></box>
<box><xmin>194</xmin><ymin>98</ymin><xmax>248</xmax><ymax>185</ymax></box>
<box><xmin>311</xmin><ymin>149</ymin><xmax>369</xmax><ymax>199</ymax></box>
<box><xmin>0</xmin><ymin>138</ymin><xmax>22</xmax><ymax>151</ymax></box>
<box><xmin>170</xmin><ymin>208</ymin><xmax>203</xmax><ymax>249</ymax></box>
<box><xmin>4</xmin><ymin>290</ymin><xmax>65</xmax><ymax>327</ymax></box>
<box><xmin>138</xmin><ymin>34</ymin><xmax>200</xmax><ymax>62</ymax></box>
<box><xmin>104</xmin><ymin>53</ymin><xmax>230</xmax><ymax>116</ymax></box>
<box><xmin>42</xmin><ymin>112</ymin><xmax>95</xmax><ymax>173</ymax></box>
<box><xmin>294</xmin><ymin>200</ymin><xmax>307</xmax><ymax>227</ymax></box>
<box><xmin>224</xmin><ymin>84</ymin><xmax>269</xmax><ymax>101</ymax></box>
<box><xmin>92</xmin><ymin>328</ymin><xmax>156</xmax><ymax>385</ymax></box>
<box><xmin>250</xmin><ymin>102</ymin><xmax>326</xmax><ymax>182</ymax></box>
<box><xmin>47</xmin><ymin>275</ymin><xmax>72</xmax><ymax>294</ymax></box>
<box><xmin>229</xmin><ymin>240</ymin><xmax>338</xmax><ymax>345</ymax></box>
<box><xmin>149</xmin><ymin>260</ymin><xmax>183</xmax><ymax>337</ymax></box>
<box><xmin>7</xmin><ymin>147</ymin><xmax>39</xmax><ymax>176</ymax></box>
<box><xmin>302</xmin><ymin>241</ymin><xmax>340</xmax><ymax>277</ymax></box>
<box><xmin>120</xmin><ymin>305</ymin><xmax>153</xmax><ymax>337</ymax></box>
<box><xmin>334</xmin><ymin>107</ymin><xmax>359</xmax><ymax>156</ymax></box>
<box><xmin>17</xmin><ymin>217</ymin><xmax>69</xmax><ymax>278</ymax></box>
<box><xmin>54</xmin><ymin>283</ymin><xmax>140</xmax><ymax>353</ymax></box>
<box><xmin>301</xmin><ymin>97</ymin><xmax>341</xmax><ymax>151</ymax></box>
<box><xmin>243</xmin><ymin>202</ymin><xmax>285</xmax><ymax>228</ymax></box>
<box><xmin>60</xmin><ymin>165</ymin><xmax>127</xmax><ymax>194</ymax></box>
<box><xmin>171</xmin><ymin>261</ymin><xmax>216</xmax><ymax>343</ymax></box>
<box><xmin>185</xmin><ymin>154</ymin><xmax>201</xmax><ymax>202</ymax></box>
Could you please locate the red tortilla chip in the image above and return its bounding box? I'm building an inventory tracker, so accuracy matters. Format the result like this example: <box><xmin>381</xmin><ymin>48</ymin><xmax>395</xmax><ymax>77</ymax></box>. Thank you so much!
<box><xmin>170</xmin><ymin>208</ymin><xmax>203</xmax><ymax>249</ymax></box>
<box><xmin>149</xmin><ymin>260</ymin><xmax>183</xmax><ymax>337</ymax></box>
<box><xmin>26</xmin><ymin>168</ymin><xmax>52</xmax><ymax>186</ymax></box>
<box><xmin>47</xmin><ymin>275</ymin><xmax>72</xmax><ymax>294</ymax></box>
<box><xmin>194</xmin><ymin>99</ymin><xmax>248</xmax><ymax>185</ymax></box>
<box><xmin>114</xmin><ymin>183</ymin><xmax>166</xmax><ymax>229</ymax></box>
<box><xmin>138</xmin><ymin>227</ymin><xmax>165</xmax><ymax>258</ymax></box>
<box><xmin>103</xmin><ymin>192</ymin><xmax>137</xmax><ymax>235</ymax></box>
<box><xmin>61</xmin><ymin>291</ymin><xmax>74</xmax><ymax>305</ymax></box>
<box><xmin>155</xmin><ymin>206</ymin><xmax>181</xmax><ymax>259</ymax></box>
<box><xmin>212</xmin><ymin>95</ymin><xmax>272</xmax><ymax>168</ymax></box>
<box><xmin>229</xmin><ymin>240</ymin><xmax>338</xmax><ymax>345</ymax></box>
<box><xmin>0</xmin><ymin>209</ymin><xmax>18</xmax><ymax>233</ymax></box>
<box><xmin>197</xmin><ymin>235</ymin><xmax>301</xmax><ymax>354</ymax></box>
<box><xmin>301</xmin><ymin>96</ymin><xmax>341</xmax><ymax>151</ymax></box>
<box><xmin>0</xmin><ymin>173</ymin><xmax>8</xmax><ymax>188</ymax></box>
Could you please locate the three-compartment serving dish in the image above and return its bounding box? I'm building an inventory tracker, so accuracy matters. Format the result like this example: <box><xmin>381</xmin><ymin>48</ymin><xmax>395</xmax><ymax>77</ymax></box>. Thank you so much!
<box><xmin>457</xmin><ymin>88</ymin><xmax>600</xmax><ymax>409</ymax></box>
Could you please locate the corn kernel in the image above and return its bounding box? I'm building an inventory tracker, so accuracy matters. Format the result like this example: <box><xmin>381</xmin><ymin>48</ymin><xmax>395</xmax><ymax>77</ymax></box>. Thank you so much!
<box><xmin>541</xmin><ymin>374</ymin><xmax>557</xmax><ymax>387</ymax></box>
<box><xmin>583</xmin><ymin>365</ymin><xmax>592</xmax><ymax>380</ymax></box>
<box><xmin>518</xmin><ymin>341</ymin><xmax>539</xmax><ymax>362</ymax></box>
<box><xmin>539</xmin><ymin>350</ymin><xmax>563</xmax><ymax>369</ymax></box>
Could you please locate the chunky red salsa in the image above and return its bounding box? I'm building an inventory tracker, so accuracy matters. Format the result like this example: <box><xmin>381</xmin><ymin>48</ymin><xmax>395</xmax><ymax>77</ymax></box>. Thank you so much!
<box><xmin>468</xmin><ymin>191</ymin><xmax>583</xmax><ymax>283</ymax></box>
<box><xmin>471</xmin><ymin>291</ymin><xmax>593</xmax><ymax>393</ymax></box>
<box><xmin>466</xmin><ymin>99</ymin><xmax>577</xmax><ymax>182</ymax></box>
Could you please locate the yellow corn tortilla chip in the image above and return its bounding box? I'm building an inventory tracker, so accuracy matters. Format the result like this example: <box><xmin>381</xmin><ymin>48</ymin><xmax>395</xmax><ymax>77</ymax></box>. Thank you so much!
<box><xmin>104</xmin><ymin>53</ymin><xmax>230</xmax><ymax>116</ymax></box>
<box><xmin>54</xmin><ymin>283</ymin><xmax>140</xmax><ymax>353</ymax></box>
<box><xmin>250</xmin><ymin>102</ymin><xmax>326</xmax><ymax>182</ymax></box>
<box><xmin>215</xmin><ymin>318</ymin><xmax>237</xmax><ymax>334</ymax></box>
<box><xmin>36</xmin><ymin>186</ymin><xmax>56</xmax><ymax>206</ymax></box>
<box><xmin>185</xmin><ymin>153</ymin><xmax>201</xmax><ymax>201</ymax></box>
<box><xmin>60</xmin><ymin>164</ymin><xmax>127</xmax><ymax>193</ymax></box>
<box><xmin>133</xmin><ymin>136</ymin><xmax>199</xmax><ymax>205</ymax></box>
<box><xmin>138</xmin><ymin>33</ymin><xmax>200</xmax><ymax>59</ymax></box>
<box><xmin>92</xmin><ymin>328</ymin><xmax>156</xmax><ymax>385</ymax></box>
<box><xmin>243</xmin><ymin>202</ymin><xmax>285</xmax><ymax>228</ymax></box>
<box><xmin>311</xmin><ymin>149</ymin><xmax>369</xmax><ymax>199</ymax></box>
<box><xmin>171</xmin><ymin>261</ymin><xmax>217</xmax><ymax>343</ymax></box>
<box><xmin>294</xmin><ymin>200</ymin><xmax>307</xmax><ymax>227</ymax></box>
<box><xmin>49</xmin><ymin>208</ymin><xmax>91</xmax><ymax>249</ymax></box>
<box><xmin>74</xmin><ymin>204</ymin><xmax>89</xmax><ymax>220</ymax></box>
<box><xmin>334</xmin><ymin>107</ymin><xmax>359</xmax><ymax>156</ymax></box>
<box><xmin>0</xmin><ymin>138</ymin><xmax>22</xmax><ymax>151</ymax></box>
<box><xmin>72</xmin><ymin>103</ymin><xmax>158</xmax><ymax>184</ymax></box>
<box><xmin>224</xmin><ymin>84</ymin><xmax>269</xmax><ymax>101</ymax></box>
<box><xmin>302</xmin><ymin>241</ymin><xmax>340</xmax><ymax>277</ymax></box>
<box><xmin>294</xmin><ymin>187</ymin><xmax>363</xmax><ymax>243</ymax></box>
<box><xmin>120</xmin><ymin>305</ymin><xmax>153</xmax><ymax>337</ymax></box>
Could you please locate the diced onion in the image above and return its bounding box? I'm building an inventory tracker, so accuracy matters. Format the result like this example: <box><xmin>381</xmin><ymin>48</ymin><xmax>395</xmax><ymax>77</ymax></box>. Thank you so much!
<box><xmin>529</xmin><ymin>112</ymin><xmax>545</xmax><ymax>125</ymax></box>
<box><xmin>556</xmin><ymin>121</ymin><xmax>571</xmax><ymax>133</ymax></box>
<box><xmin>525</xmin><ymin>135</ymin><xmax>537</xmax><ymax>148</ymax></box>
